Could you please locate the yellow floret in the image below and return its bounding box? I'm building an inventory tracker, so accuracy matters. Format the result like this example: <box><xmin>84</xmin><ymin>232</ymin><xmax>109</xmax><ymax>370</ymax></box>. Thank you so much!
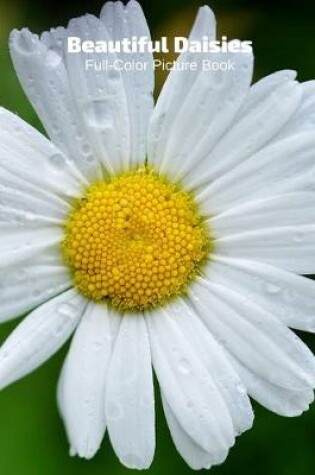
<box><xmin>62</xmin><ymin>167</ymin><xmax>212</xmax><ymax>311</ymax></box>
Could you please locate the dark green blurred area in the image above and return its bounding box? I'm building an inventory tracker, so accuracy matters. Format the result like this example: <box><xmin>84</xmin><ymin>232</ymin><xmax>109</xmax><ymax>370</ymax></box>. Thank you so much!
<box><xmin>1</xmin><ymin>0</ymin><xmax>315</xmax><ymax>474</ymax></box>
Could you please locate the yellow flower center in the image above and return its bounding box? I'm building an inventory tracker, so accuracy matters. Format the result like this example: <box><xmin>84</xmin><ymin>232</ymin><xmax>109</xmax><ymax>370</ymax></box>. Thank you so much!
<box><xmin>62</xmin><ymin>167</ymin><xmax>211</xmax><ymax>311</ymax></box>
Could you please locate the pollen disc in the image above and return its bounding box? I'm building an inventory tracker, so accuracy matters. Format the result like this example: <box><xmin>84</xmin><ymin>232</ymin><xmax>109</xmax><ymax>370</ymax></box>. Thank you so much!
<box><xmin>62</xmin><ymin>167</ymin><xmax>211</xmax><ymax>311</ymax></box>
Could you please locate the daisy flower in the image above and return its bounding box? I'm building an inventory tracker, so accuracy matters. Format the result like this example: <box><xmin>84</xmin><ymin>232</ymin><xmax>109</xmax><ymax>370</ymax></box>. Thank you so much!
<box><xmin>1</xmin><ymin>0</ymin><xmax>315</xmax><ymax>470</ymax></box>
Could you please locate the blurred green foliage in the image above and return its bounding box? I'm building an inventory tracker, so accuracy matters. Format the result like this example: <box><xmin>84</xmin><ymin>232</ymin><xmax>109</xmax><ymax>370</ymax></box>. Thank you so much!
<box><xmin>1</xmin><ymin>0</ymin><xmax>315</xmax><ymax>474</ymax></box>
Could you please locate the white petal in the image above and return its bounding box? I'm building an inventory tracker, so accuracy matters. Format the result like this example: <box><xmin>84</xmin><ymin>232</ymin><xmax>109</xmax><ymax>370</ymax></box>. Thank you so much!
<box><xmin>188</xmin><ymin>5</ymin><xmax>216</xmax><ymax>39</ymax></box>
<box><xmin>101</xmin><ymin>0</ymin><xmax>154</xmax><ymax>168</ymax></box>
<box><xmin>0</xmin><ymin>227</ymin><xmax>62</xmax><ymax>268</ymax></box>
<box><xmin>205</xmin><ymin>256</ymin><xmax>315</xmax><ymax>333</ymax></box>
<box><xmin>147</xmin><ymin>6</ymin><xmax>216</xmax><ymax>171</ymax></box>
<box><xmin>163</xmin><ymin>298</ymin><xmax>253</xmax><ymax>435</ymax></box>
<box><xmin>58</xmin><ymin>302</ymin><xmax>121</xmax><ymax>459</ymax></box>
<box><xmin>149</xmin><ymin>46</ymin><xmax>253</xmax><ymax>181</ymax></box>
<box><xmin>189</xmin><ymin>279</ymin><xmax>315</xmax><ymax>391</ymax></box>
<box><xmin>274</xmin><ymin>80</ymin><xmax>315</xmax><ymax>140</ymax></box>
<box><xmin>0</xmin><ymin>169</ymin><xmax>69</xmax><ymax>222</ymax></box>
<box><xmin>106</xmin><ymin>313</ymin><xmax>155</xmax><ymax>470</ymax></box>
<box><xmin>64</xmin><ymin>14</ymin><xmax>132</xmax><ymax>174</ymax></box>
<box><xmin>0</xmin><ymin>289</ymin><xmax>86</xmax><ymax>391</ymax></box>
<box><xmin>185</xmin><ymin>71</ymin><xmax>301</xmax><ymax>188</ymax></box>
<box><xmin>9</xmin><ymin>29</ymin><xmax>101</xmax><ymax>180</ymax></box>
<box><xmin>0</xmin><ymin>260</ymin><xmax>71</xmax><ymax>323</ymax></box>
<box><xmin>162</xmin><ymin>395</ymin><xmax>213</xmax><ymax>470</ymax></box>
<box><xmin>40</xmin><ymin>25</ymin><xmax>65</xmax><ymax>51</ymax></box>
<box><xmin>211</xmin><ymin>192</ymin><xmax>315</xmax><ymax>274</ymax></box>
<box><xmin>215</xmin><ymin>224</ymin><xmax>315</xmax><ymax>275</ymax></box>
<box><xmin>198</xmin><ymin>132</ymin><xmax>315</xmax><ymax>214</ymax></box>
<box><xmin>146</xmin><ymin>306</ymin><xmax>234</xmax><ymax>458</ymax></box>
<box><xmin>0</xmin><ymin>204</ymin><xmax>62</xmax><ymax>227</ymax></box>
<box><xmin>229</xmin><ymin>355</ymin><xmax>314</xmax><ymax>417</ymax></box>
<box><xmin>0</xmin><ymin>107</ymin><xmax>85</xmax><ymax>203</ymax></box>
<box><xmin>212</xmin><ymin>192</ymin><xmax>315</xmax><ymax>235</ymax></box>
<box><xmin>238</xmin><ymin>70</ymin><xmax>297</xmax><ymax>115</ymax></box>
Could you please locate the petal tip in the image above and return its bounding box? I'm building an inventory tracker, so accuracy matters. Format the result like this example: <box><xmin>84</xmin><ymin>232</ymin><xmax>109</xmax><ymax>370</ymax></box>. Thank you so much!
<box><xmin>9</xmin><ymin>27</ymin><xmax>40</xmax><ymax>56</ymax></box>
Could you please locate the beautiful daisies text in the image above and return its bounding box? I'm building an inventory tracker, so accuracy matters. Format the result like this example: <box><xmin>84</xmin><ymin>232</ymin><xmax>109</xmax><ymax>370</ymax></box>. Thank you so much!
<box><xmin>67</xmin><ymin>36</ymin><xmax>252</xmax><ymax>54</ymax></box>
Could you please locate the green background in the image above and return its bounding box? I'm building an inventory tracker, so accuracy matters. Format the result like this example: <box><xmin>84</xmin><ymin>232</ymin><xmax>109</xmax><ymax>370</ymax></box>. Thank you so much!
<box><xmin>1</xmin><ymin>0</ymin><xmax>315</xmax><ymax>473</ymax></box>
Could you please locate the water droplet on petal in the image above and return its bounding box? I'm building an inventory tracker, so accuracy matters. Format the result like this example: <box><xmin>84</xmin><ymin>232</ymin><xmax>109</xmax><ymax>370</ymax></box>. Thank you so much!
<box><xmin>85</xmin><ymin>154</ymin><xmax>95</xmax><ymax>163</ymax></box>
<box><xmin>32</xmin><ymin>288</ymin><xmax>42</xmax><ymax>298</ymax></box>
<box><xmin>236</xmin><ymin>381</ymin><xmax>247</xmax><ymax>395</ymax></box>
<box><xmin>69</xmin><ymin>447</ymin><xmax>77</xmax><ymax>457</ymax></box>
<box><xmin>54</xmin><ymin>324</ymin><xmax>64</xmax><ymax>336</ymax></box>
<box><xmin>106</xmin><ymin>401</ymin><xmax>123</xmax><ymax>420</ymax></box>
<box><xmin>178</xmin><ymin>357</ymin><xmax>192</xmax><ymax>374</ymax></box>
<box><xmin>46</xmin><ymin>48</ymin><xmax>62</xmax><ymax>68</ymax></box>
<box><xmin>293</xmin><ymin>232</ymin><xmax>304</xmax><ymax>242</ymax></box>
<box><xmin>81</xmin><ymin>143</ymin><xmax>92</xmax><ymax>155</ymax></box>
<box><xmin>123</xmin><ymin>453</ymin><xmax>144</xmax><ymax>469</ymax></box>
<box><xmin>49</xmin><ymin>153</ymin><xmax>66</xmax><ymax>169</ymax></box>
<box><xmin>93</xmin><ymin>341</ymin><xmax>103</xmax><ymax>350</ymax></box>
<box><xmin>16</xmin><ymin>29</ymin><xmax>37</xmax><ymax>53</ymax></box>
<box><xmin>84</xmin><ymin>99</ymin><xmax>115</xmax><ymax>128</ymax></box>
<box><xmin>58</xmin><ymin>303</ymin><xmax>78</xmax><ymax>319</ymax></box>
<box><xmin>2</xmin><ymin>350</ymin><xmax>10</xmax><ymax>359</ymax></box>
<box><xmin>265</xmin><ymin>282</ymin><xmax>281</xmax><ymax>294</ymax></box>
<box><xmin>283</xmin><ymin>289</ymin><xmax>295</xmax><ymax>303</ymax></box>
<box><xmin>108</xmin><ymin>69</ymin><xmax>120</xmax><ymax>83</ymax></box>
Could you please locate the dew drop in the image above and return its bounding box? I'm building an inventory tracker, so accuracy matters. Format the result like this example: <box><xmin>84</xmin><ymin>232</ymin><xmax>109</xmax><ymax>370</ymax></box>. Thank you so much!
<box><xmin>264</xmin><ymin>282</ymin><xmax>281</xmax><ymax>295</ymax></box>
<box><xmin>84</xmin><ymin>99</ymin><xmax>115</xmax><ymax>128</ymax></box>
<box><xmin>69</xmin><ymin>446</ymin><xmax>77</xmax><ymax>457</ymax></box>
<box><xmin>58</xmin><ymin>302</ymin><xmax>78</xmax><ymax>319</ymax></box>
<box><xmin>178</xmin><ymin>357</ymin><xmax>192</xmax><ymax>375</ymax></box>
<box><xmin>81</xmin><ymin>143</ymin><xmax>92</xmax><ymax>155</ymax></box>
<box><xmin>54</xmin><ymin>324</ymin><xmax>64</xmax><ymax>336</ymax></box>
<box><xmin>106</xmin><ymin>401</ymin><xmax>123</xmax><ymax>420</ymax></box>
<box><xmin>46</xmin><ymin>48</ymin><xmax>62</xmax><ymax>68</ymax></box>
<box><xmin>293</xmin><ymin>232</ymin><xmax>304</xmax><ymax>242</ymax></box>
<box><xmin>85</xmin><ymin>154</ymin><xmax>95</xmax><ymax>163</ymax></box>
<box><xmin>49</xmin><ymin>153</ymin><xmax>66</xmax><ymax>169</ymax></box>
<box><xmin>2</xmin><ymin>350</ymin><xmax>10</xmax><ymax>359</ymax></box>
<box><xmin>16</xmin><ymin>29</ymin><xmax>37</xmax><ymax>54</ymax></box>
<box><xmin>25</xmin><ymin>211</ymin><xmax>36</xmax><ymax>222</ymax></box>
<box><xmin>236</xmin><ymin>382</ymin><xmax>247</xmax><ymax>395</ymax></box>
<box><xmin>108</xmin><ymin>69</ymin><xmax>120</xmax><ymax>82</ymax></box>
<box><xmin>283</xmin><ymin>289</ymin><xmax>295</xmax><ymax>303</ymax></box>
<box><xmin>84</xmin><ymin>397</ymin><xmax>91</xmax><ymax>406</ymax></box>
<box><xmin>32</xmin><ymin>288</ymin><xmax>42</xmax><ymax>298</ymax></box>
<box><xmin>93</xmin><ymin>341</ymin><xmax>103</xmax><ymax>350</ymax></box>
<box><xmin>123</xmin><ymin>453</ymin><xmax>144</xmax><ymax>469</ymax></box>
